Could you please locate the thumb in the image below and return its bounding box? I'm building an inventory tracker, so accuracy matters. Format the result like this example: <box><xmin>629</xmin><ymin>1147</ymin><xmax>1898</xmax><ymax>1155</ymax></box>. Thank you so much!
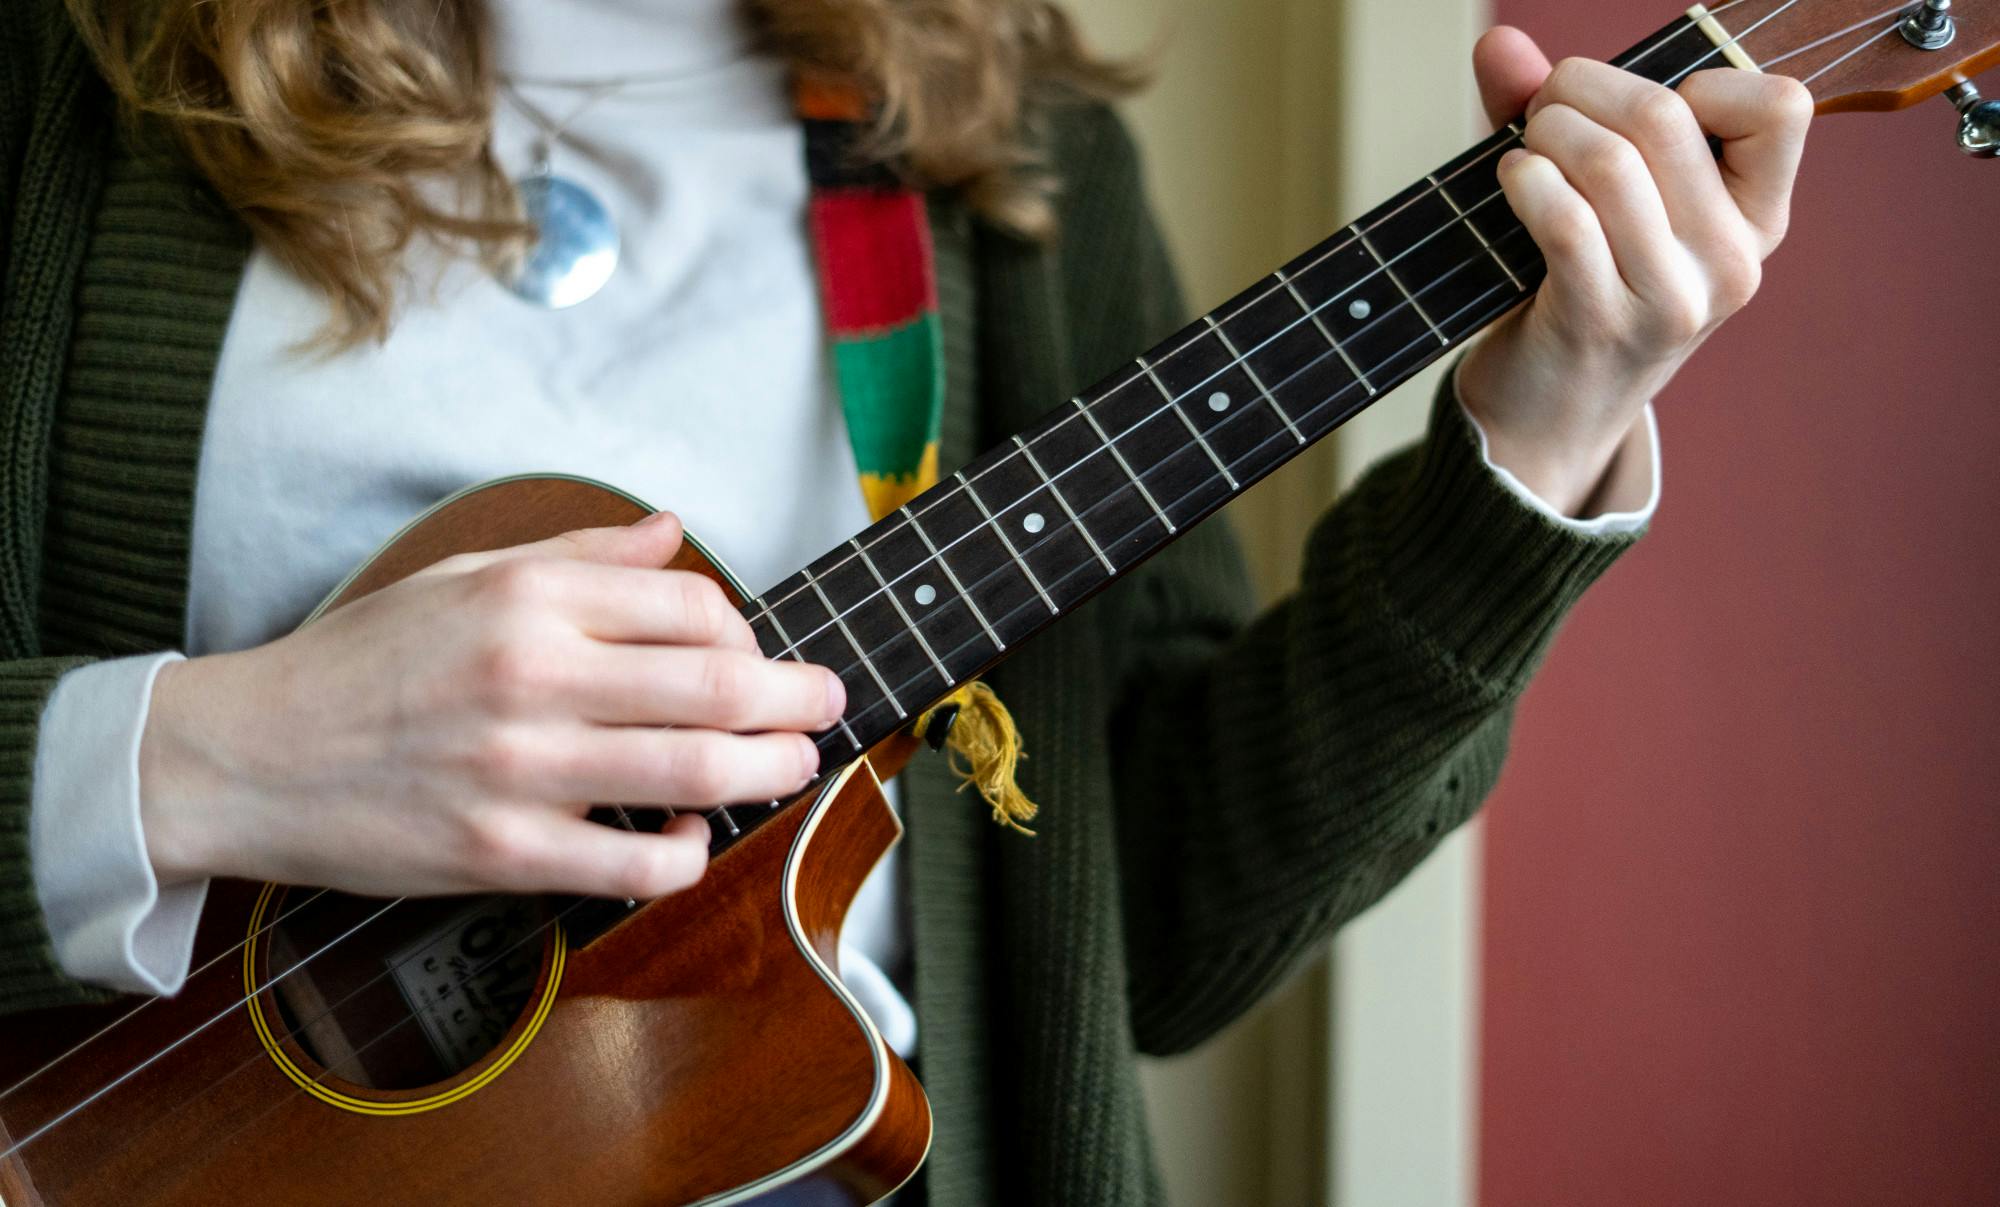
<box><xmin>437</xmin><ymin>509</ymin><xmax>687</xmax><ymax>577</ymax></box>
<box><xmin>1474</xmin><ymin>26</ymin><xmax>1553</xmax><ymax>131</ymax></box>
<box><xmin>540</xmin><ymin>509</ymin><xmax>687</xmax><ymax>568</ymax></box>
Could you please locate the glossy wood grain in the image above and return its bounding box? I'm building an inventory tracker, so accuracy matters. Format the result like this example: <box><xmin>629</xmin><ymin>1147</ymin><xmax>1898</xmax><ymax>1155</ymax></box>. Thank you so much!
<box><xmin>0</xmin><ymin>477</ymin><xmax>928</xmax><ymax>1205</ymax></box>
<box><xmin>1713</xmin><ymin>0</ymin><xmax>2000</xmax><ymax>112</ymax></box>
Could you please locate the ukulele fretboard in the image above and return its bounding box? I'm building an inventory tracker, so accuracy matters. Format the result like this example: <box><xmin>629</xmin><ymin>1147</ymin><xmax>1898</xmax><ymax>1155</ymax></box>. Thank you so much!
<box><xmin>707</xmin><ymin>13</ymin><xmax>1731</xmax><ymax>854</ymax></box>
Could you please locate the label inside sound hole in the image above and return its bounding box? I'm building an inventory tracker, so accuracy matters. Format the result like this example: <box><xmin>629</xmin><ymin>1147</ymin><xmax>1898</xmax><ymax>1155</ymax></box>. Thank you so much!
<box><xmin>387</xmin><ymin>897</ymin><xmax>544</xmax><ymax>1072</ymax></box>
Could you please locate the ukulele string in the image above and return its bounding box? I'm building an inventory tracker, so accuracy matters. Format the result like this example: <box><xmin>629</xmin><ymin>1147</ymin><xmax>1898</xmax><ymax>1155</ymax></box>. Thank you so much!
<box><xmin>36</xmin><ymin>221</ymin><xmax>1532</xmax><ymax>1169</ymax></box>
<box><xmin>749</xmin><ymin>0</ymin><xmax>1806</xmax><ymax>683</ymax></box>
<box><xmin>87</xmin><ymin>262</ymin><xmax>1538</xmax><ymax>1197</ymax></box>
<box><xmin>35</xmin><ymin>208</ymin><xmax>1537</xmax><ymax>1171</ymax></box>
<box><xmin>106</xmin><ymin>893</ymin><xmax>616</xmax><ymax>1192</ymax></box>
<box><xmin>1793</xmin><ymin>6</ymin><xmax>1913</xmax><ymax>85</ymax></box>
<box><xmin>0</xmin><ymin>225</ymin><xmax>1573</xmax><ymax>1176</ymax></box>
<box><xmin>738</xmin><ymin>3</ymin><xmax>1814</xmax><ymax>681</ymax></box>
<box><xmin>43</xmin><ymin>230</ymin><xmax>1528</xmax><ymax>1183</ymax></box>
<box><xmin>5</xmin><ymin>0</ymin><xmax>1853</xmax><ymax>1160</ymax></box>
<box><xmin>0</xmin><ymin>0</ymin><xmax>1766</xmax><ymax>1148</ymax></box>
<box><xmin>23</xmin><ymin>195</ymin><xmax>1560</xmax><ymax>1175</ymax></box>
<box><xmin>123</xmin><ymin>211</ymin><xmax>1528</xmax><ymax>1161</ymax></box>
<box><xmin>0</xmin><ymin>888</ymin><xmax>335</xmax><ymax>1105</ymax></box>
<box><xmin>736</xmin><ymin>0</ymin><xmax>1779</xmax><ymax>638</ymax></box>
<box><xmin>0</xmin><ymin>895</ymin><xmax>412</xmax><ymax>1161</ymax></box>
<box><xmin>845</xmin><ymin>241</ymin><xmax>1542</xmax><ymax>735</ymax></box>
<box><xmin>2</xmin><ymin>151</ymin><xmax>1525</xmax><ymax>1134</ymax></box>
<box><xmin>119</xmin><ymin>893</ymin><xmax>629</xmax><ymax>1193</ymax></box>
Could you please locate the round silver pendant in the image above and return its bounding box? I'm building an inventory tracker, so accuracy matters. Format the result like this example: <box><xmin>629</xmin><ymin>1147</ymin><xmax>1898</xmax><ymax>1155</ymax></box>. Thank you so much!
<box><xmin>501</xmin><ymin>174</ymin><xmax>619</xmax><ymax>309</ymax></box>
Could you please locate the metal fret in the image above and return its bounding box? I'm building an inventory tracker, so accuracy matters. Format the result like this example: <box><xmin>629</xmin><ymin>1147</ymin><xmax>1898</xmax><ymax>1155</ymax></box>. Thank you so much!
<box><xmin>802</xmin><ymin>569</ymin><xmax>904</xmax><ymax>720</ymax></box>
<box><xmin>849</xmin><ymin>538</ymin><xmax>953</xmax><ymax>687</ymax></box>
<box><xmin>1427</xmin><ymin>172</ymin><xmax>1527</xmax><ymax>292</ymax></box>
<box><xmin>1136</xmin><ymin>355</ymin><xmax>1240</xmax><ymax>490</ymax></box>
<box><xmin>1351</xmin><ymin>223</ymin><xmax>1451</xmax><ymax>348</ymax></box>
<box><xmin>1198</xmin><ymin>316</ymin><xmax>1310</xmax><ymax>442</ymax></box>
<box><xmin>955</xmin><ymin>471</ymin><xmax>1059</xmax><ymax>616</ymax></box>
<box><xmin>1073</xmin><ymin>397</ymin><xmax>1175</xmax><ymax>535</ymax></box>
<box><xmin>1268</xmin><ymin>270</ymin><xmax>1374</xmax><ymax>400</ymax></box>
<box><xmin>756</xmin><ymin>598</ymin><xmax>863</xmax><ymax>751</ymax></box>
<box><xmin>901</xmin><ymin>506</ymin><xmax>1006</xmax><ymax>652</ymax></box>
<box><xmin>1014</xmin><ymin>435</ymin><xmax>1115</xmax><ymax>575</ymax></box>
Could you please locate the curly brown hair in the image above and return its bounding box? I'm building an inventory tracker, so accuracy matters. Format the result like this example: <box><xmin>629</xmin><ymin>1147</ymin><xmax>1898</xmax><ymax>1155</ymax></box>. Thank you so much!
<box><xmin>66</xmin><ymin>0</ymin><xmax>1140</xmax><ymax>346</ymax></box>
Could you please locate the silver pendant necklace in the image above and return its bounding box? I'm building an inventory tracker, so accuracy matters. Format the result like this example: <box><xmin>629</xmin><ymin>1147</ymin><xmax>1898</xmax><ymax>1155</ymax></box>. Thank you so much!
<box><xmin>497</xmin><ymin>82</ymin><xmax>623</xmax><ymax>309</ymax></box>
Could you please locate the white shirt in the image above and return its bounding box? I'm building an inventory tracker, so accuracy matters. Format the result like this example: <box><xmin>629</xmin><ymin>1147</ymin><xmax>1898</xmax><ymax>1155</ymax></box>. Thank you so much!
<box><xmin>27</xmin><ymin>0</ymin><xmax>1655</xmax><ymax>1060</ymax></box>
<box><xmin>30</xmin><ymin>0</ymin><xmax>914</xmax><ymax>1055</ymax></box>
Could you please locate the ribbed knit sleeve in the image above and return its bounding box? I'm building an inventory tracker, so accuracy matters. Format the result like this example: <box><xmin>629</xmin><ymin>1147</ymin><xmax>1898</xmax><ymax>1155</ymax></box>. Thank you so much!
<box><xmin>1033</xmin><ymin>103</ymin><xmax>1643</xmax><ymax>1055</ymax></box>
<box><xmin>1108</xmin><ymin>381</ymin><xmax>1636</xmax><ymax>1053</ymax></box>
<box><xmin>1</xmin><ymin>6</ymin><xmax>28</xmax><ymax>263</ymax></box>
<box><xmin>0</xmin><ymin>4</ymin><xmax>119</xmax><ymax>1014</ymax></box>
<box><xmin>0</xmin><ymin>3</ymin><xmax>238</xmax><ymax>1015</ymax></box>
<box><xmin>0</xmin><ymin>656</ymin><xmax>113</xmax><ymax>1013</ymax></box>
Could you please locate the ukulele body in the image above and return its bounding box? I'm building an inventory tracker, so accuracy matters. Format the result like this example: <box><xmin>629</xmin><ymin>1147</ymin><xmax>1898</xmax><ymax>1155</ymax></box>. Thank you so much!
<box><xmin>0</xmin><ymin>475</ymin><xmax>931</xmax><ymax>1206</ymax></box>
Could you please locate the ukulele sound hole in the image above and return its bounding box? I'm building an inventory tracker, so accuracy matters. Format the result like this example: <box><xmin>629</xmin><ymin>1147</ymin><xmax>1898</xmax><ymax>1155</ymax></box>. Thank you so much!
<box><xmin>263</xmin><ymin>891</ymin><xmax>550</xmax><ymax>1091</ymax></box>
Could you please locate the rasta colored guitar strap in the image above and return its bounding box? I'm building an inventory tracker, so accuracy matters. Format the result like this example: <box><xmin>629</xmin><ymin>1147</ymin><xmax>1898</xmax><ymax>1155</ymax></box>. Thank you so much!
<box><xmin>793</xmin><ymin>72</ymin><xmax>1038</xmax><ymax>833</ymax></box>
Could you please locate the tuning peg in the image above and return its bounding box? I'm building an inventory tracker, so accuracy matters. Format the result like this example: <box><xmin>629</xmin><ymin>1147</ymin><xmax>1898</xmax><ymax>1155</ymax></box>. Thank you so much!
<box><xmin>1902</xmin><ymin>0</ymin><xmax>1957</xmax><ymax>51</ymax></box>
<box><xmin>1946</xmin><ymin>82</ymin><xmax>2000</xmax><ymax>158</ymax></box>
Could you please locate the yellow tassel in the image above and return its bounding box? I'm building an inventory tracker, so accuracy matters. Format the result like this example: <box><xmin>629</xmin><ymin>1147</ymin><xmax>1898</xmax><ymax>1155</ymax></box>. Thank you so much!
<box><xmin>917</xmin><ymin>681</ymin><xmax>1039</xmax><ymax>835</ymax></box>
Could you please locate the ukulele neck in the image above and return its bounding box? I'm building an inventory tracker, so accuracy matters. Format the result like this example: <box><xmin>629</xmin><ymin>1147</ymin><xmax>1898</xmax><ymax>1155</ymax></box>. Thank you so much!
<box><xmin>714</xmin><ymin>11</ymin><xmax>1743</xmax><ymax>853</ymax></box>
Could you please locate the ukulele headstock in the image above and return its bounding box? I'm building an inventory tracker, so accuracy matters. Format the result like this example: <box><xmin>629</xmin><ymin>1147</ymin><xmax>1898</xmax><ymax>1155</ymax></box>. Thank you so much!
<box><xmin>1704</xmin><ymin>0</ymin><xmax>2000</xmax><ymax>115</ymax></box>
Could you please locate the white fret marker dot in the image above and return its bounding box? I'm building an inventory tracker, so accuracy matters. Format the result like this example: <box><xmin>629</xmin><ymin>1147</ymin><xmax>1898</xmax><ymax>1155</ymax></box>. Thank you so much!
<box><xmin>914</xmin><ymin>584</ymin><xmax>937</xmax><ymax>607</ymax></box>
<box><xmin>1023</xmin><ymin>513</ymin><xmax>1046</xmax><ymax>534</ymax></box>
<box><xmin>1349</xmin><ymin>299</ymin><xmax>1372</xmax><ymax>320</ymax></box>
<box><xmin>1208</xmin><ymin>391</ymin><xmax>1231</xmax><ymax>412</ymax></box>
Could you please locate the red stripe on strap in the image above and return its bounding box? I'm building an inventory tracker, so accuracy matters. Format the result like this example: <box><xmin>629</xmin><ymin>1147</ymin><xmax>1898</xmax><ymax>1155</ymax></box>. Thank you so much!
<box><xmin>809</xmin><ymin>189</ymin><xmax>939</xmax><ymax>335</ymax></box>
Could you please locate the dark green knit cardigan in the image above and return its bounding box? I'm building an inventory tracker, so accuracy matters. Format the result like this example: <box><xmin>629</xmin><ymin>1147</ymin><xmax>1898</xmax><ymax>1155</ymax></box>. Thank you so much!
<box><xmin>0</xmin><ymin>5</ymin><xmax>1639</xmax><ymax>1202</ymax></box>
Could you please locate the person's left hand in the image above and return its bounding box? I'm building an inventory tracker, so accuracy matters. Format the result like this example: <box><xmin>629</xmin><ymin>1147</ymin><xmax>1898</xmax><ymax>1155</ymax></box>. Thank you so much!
<box><xmin>1456</xmin><ymin>27</ymin><xmax>1813</xmax><ymax>515</ymax></box>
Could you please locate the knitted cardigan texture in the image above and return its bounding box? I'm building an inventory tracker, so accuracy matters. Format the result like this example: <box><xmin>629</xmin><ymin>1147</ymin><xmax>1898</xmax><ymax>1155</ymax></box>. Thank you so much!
<box><xmin>0</xmin><ymin>6</ymin><xmax>1639</xmax><ymax>1202</ymax></box>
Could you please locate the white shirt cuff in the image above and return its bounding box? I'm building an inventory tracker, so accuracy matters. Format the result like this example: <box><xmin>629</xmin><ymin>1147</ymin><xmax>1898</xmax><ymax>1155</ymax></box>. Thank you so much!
<box><xmin>30</xmin><ymin>652</ymin><xmax>210</xmax><ymax>996</ymax></box>
<box><xmin>1452</xmin><ymin>378</ymin><xmax>1661</xmax><ymax>537</ymax></box>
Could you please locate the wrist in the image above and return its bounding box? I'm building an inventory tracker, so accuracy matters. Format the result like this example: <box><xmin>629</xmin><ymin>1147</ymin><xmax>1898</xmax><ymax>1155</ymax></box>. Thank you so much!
<box><xmin>1456</xmin><ymin>332</ymin><xmax>1655</xmax><ymax>517</ymax></box>
<box><xmin>1476</xmin><ymin>407</ymin><xmax>1647</xmax><ymax>517</ymax></box>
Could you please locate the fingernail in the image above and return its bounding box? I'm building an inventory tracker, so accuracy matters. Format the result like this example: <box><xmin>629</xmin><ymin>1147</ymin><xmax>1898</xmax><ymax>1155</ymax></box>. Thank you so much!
<box><xmin>823</xmin><ymin>671</ymin><xmax>847</xmax><ymax>724</ymax></box>
<box><xmin>678</xmin><ymin>814</ymin><xmax>714</xmax><ymax>855</ymax></box>
<box><xmin>1500</xmin><ymin>148</ymin><xmax>1528</xmax><ymax>170</ymax></box>
<box><xmin>797</xmin><ymin>734</ymin><xmax>822</xmax><ymax>782</ymax></box>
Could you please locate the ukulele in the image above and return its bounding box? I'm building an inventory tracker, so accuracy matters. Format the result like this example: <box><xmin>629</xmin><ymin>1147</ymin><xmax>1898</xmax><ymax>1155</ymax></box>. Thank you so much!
<box><xmin>2</xmin><ymin>3</ymin><xmax>1994</xmax><ymax>1204</ymax></box>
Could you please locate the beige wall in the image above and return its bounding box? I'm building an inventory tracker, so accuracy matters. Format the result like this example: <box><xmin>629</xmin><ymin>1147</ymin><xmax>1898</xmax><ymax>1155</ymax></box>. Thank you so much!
<box><xmin>1057</xmin><ymin>2</ymin><xmax>1488</xmax><ymax>1203</ymax></box>
<box><xmin>1067</xmin><ymin>0</ymin><xmax>1342</xmax><ymax>602</ymax></box>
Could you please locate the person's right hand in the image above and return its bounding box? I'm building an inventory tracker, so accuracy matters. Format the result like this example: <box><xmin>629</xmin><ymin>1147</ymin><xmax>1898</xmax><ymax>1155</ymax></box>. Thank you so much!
<box><xmin>137</xmin><ymin>510</ymin><xmax>845</xmax><ymax>901</ymax></box>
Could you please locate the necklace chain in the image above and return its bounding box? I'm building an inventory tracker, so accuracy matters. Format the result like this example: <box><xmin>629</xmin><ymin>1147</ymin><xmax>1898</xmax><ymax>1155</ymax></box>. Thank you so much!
<box><xmin>498</xmin><ymin>52</ymin><xmax>758</xmax><ymax>172</ymax></box>
<box><xmin>498</xmin><ymin>81</ymin><xmax>623</xmax><ymax>176</ymax></box>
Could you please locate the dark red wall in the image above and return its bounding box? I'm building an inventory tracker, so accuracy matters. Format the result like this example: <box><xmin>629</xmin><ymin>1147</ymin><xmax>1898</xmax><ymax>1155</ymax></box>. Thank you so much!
<box><xmin>1479</xmin><ymin>7</ymin><xmax>2000</xmax><ymax>1206</ymax></box>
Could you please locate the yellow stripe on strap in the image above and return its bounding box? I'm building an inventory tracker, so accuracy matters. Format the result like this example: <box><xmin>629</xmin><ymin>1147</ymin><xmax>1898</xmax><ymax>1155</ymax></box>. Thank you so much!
<box><xmin>1687</xmin><ymin>4</ymin><xmax>1765</xmax><ymax>72</ymax></box>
